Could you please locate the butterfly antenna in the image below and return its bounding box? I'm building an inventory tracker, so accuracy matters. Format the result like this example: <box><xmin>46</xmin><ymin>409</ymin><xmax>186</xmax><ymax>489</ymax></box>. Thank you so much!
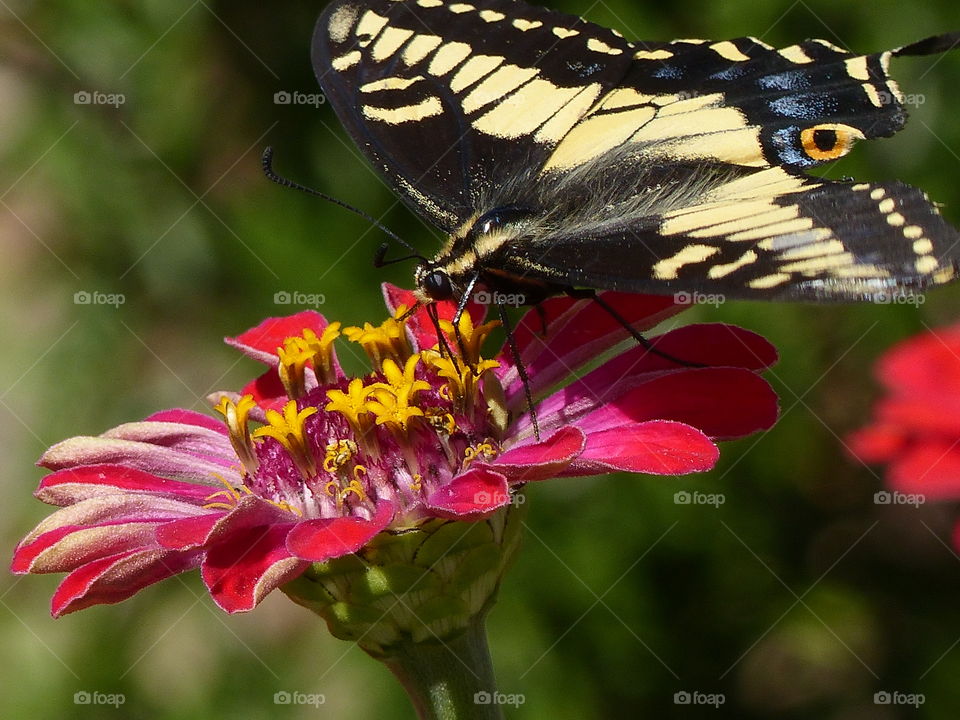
<box><xmin>582</xmin><ymin>291</ymin><xmax>707</xmax><ymax>369</ymax></box>
<box><xmin>497</xmin><ymin>302</ymin><xmax>540</xmax><ymax>441</ymax></box>
<box><xmin>261</xmin><ymin>146</ymin><xmax>421</xmax><ymax>256</ymax></box>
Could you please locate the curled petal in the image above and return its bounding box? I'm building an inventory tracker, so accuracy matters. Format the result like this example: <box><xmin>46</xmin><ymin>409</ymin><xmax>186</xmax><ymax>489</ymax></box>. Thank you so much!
<box><xmin>203</xmin><ymin>525</ymin><xmax>309</xmax><ymax>613</ymax></box>
<box><xmin>494</xmin><ymin>426</ymin><xmax>585</xmax><ymax>482</ymax></box>
<box><xmin>52</xmin><ymin>549</ymin><xmax>202</xmax><ymax>617</ymax></box>
<box><xmin>39</xmin><ymin>436</ymin><xmax>237</xmax><ymax>484</ymax></box>
<box><xmin>426</xmin><ymin>467</ymin><xmax>511</xmax><ymax>520</ymax></box>
<box><xmin>13</xmin><ymin>522</ymin><xmax>161</xmax><ymax>574</ymax></box>
<box><xmin>564</xmin><ymin>421</ymin><xmax>720</xmax><ymax>476</ymax></box>
<box><xmin>36</xmin><ymin>465</ymin><xmax>214</xmax><ymax>506</ymax></box>
<box><xmin>286</xmin><ymin>501</ymin><xmax>395</xmax><ymax>562</ymax></box>
<box><xmin>144</xmin><ymin>409</ymin><xmax>229</xmax><ymax>434</ymax></box>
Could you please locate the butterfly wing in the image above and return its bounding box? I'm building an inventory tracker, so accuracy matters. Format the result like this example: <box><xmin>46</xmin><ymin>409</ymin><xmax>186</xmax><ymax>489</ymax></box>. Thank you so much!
<box><xmin>314</xmin><ymin>0</ymin><xmax>635</xmax><ymax>232</ymax></box>
<box><xmin>314</xmin><ymin>0</ymin><xmax>960</xmax><ymax>299</ymax></box>
<box><xmin>489</xmin><ymin>167</ymin><xmax>960</xmax><ymax>301</ymax></box>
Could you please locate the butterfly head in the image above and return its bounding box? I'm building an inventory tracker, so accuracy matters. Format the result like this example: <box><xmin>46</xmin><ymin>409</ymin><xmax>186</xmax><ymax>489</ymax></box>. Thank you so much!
<box><xmin>414</xmin><ymin>205</ymin><xmax>535</xmax><ymax>306</ymax></box>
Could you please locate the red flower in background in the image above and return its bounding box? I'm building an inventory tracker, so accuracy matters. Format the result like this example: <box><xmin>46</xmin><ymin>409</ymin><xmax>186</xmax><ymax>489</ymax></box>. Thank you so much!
<box><xmin>849</xmin><ymin>323</ymin><xmax>960</xmax><ymax>514</ymax></box>
<box><xmin>12</xmin><ymin>285</ymin><xmax>778</xmax><ymax>617</ymax></box>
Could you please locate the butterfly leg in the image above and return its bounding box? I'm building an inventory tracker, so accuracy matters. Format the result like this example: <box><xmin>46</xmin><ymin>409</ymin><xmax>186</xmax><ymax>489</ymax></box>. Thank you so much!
<box><xmin>566</xmin><ymin>288</ymin><xmax>706</xmax><ymax>369</ymax></box>
<box><xmin>496</xmin><ymin>301</ymin><xmax>540</xmax><ymax>441</ymax></box>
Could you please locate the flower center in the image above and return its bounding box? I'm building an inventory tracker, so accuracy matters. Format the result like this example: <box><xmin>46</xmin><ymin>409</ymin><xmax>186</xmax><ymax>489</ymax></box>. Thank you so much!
<box><xmin>213</xmin><ymin>307</ymin><xmax>506</xmax><ymax>523</ymax></box>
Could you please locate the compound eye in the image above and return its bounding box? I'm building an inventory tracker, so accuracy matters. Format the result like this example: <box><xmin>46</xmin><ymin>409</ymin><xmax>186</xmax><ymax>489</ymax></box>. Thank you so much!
<box><xmin>422</xmin><ymin>270</ymin><xmax>453</xmax><ymax>301</ymax></box>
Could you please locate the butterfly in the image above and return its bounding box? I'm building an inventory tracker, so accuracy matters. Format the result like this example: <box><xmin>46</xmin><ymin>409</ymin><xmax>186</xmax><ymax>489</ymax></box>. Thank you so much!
<box><xmin>312</xmin><ymin>0</ymin><xmax>960</xmax><ymax>319</ymax></box>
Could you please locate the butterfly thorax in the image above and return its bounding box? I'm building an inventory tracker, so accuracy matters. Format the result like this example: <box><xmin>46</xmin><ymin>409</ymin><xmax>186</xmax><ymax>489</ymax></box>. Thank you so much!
<box><xmin>415</xmin><ymin>206</ymin><xmax>563</xmax><ymax>306</ymax></box>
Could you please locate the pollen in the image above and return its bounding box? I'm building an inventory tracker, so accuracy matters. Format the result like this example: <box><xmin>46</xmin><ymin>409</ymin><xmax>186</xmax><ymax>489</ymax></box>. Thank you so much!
<box><xmin>213</xmin><ymin>394</ymin><xmax>259</xmax><ymax>476</ymax></box>
<box><xmin>463</xmin><ymin>441</ymin><xmax>498</xmax><ymax>468</ymax></box>
<box><xmin>323</xmin><ymin>438</ymin><xmax>359</xmax><ymax>472</ymax></box>
<box><xmin>253</xmin><ymin>400</ymin><xmax>319</xmax><ymax>478</ymax></box>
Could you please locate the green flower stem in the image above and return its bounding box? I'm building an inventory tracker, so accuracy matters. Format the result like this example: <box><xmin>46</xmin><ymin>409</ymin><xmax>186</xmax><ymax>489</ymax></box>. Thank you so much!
<box><xmin>382</xmin><ymin>614</ymin><xmax>503</xmax><ymax>720</ymax></box>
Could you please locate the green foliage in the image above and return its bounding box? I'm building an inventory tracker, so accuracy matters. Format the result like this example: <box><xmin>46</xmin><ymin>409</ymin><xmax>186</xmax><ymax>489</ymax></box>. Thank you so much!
<box><xmin>2</xmin><ymin>1</ymin><xmax>959</xmax><ymax>717</ymax></box>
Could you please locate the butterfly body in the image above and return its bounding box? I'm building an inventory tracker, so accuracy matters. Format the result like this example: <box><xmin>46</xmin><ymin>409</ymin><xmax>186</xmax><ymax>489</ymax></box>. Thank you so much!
<box><xmin>314</xmin><ymin>0</ymin><xmax>960</xmax><ymax>307</ymax></box>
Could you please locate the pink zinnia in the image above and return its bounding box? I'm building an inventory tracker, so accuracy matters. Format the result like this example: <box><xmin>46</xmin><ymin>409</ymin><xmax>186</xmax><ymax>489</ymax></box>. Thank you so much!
<box><xmin>849</xmin><ymin>322</ymin><xmax>960</xmax><ymax>521</ymax></box>
<box><xmin>12</xmin><ymin>285</ymin><xmax>777</xmax><ymax>617</ymax></box>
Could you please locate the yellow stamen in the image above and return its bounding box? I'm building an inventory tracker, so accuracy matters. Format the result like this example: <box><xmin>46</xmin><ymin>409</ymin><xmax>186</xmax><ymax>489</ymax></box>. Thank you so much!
<box><xmin>213</xmin><ymin>395</ymin><xmax>259</xmax><ymax>476</ymax></box>
<box><xmin>277</xmin><ymin>336</ymin><xmax>313</xmax><ymax>400</ymax></box>
<box><xmin>424</xmin><ymin>351</ymin><xmax>499</xmax><ymax>415</ymax></box>
<box><xmin>325</xmin><ymin>378</ymin><xmax>377</xmax><ymax>439</ymax></box>
<box><xmin>366</xmin><ymin>356</ymin><xmax>431</xmax><ymax>432</ymax></box>
<box><xmin>343</xmin><ymin>307</ymin><xmax>412</xmax><ymax>370</ymax></box>
<box><xmin>252</xmin><ymin>400</ymin><xmax>318</xmax><ymax>478</ymax></box>
<box><xmin>302</xmin><ymin>323</ymin><xmax>342</xmax><ymax>385</ymax></box>
<box><xmin>410</xmin><ymin>473</ymin><xmax>423</xmax><ymax>492</ymax></box>
<box><xmin>438</xmin><ymin>312</ymin><xmax>501</xmax><ymax>366</ymax></box>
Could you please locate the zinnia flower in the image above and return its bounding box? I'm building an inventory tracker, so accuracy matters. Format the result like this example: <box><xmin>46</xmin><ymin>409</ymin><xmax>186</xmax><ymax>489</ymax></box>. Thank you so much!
<box><xmin>849</xmin><ymin>322</ymin><xmax>960</xmax><ymax>512</ymax></box>
<box><xmin>12</xmin><ymin>285</ymin><xmax>777</xmax><ymax>630</ymax></box>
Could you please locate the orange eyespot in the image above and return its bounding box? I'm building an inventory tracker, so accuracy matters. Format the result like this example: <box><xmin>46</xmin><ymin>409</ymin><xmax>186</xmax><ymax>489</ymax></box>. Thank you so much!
<box><xmin>800</xmin><ymin>123</ymin><xmax>865</xmax><ymax>161</ymax></box>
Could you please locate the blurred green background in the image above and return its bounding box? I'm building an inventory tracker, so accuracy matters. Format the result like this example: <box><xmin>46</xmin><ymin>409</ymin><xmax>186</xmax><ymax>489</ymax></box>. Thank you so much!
<box><xmin>2</xmin><ymin>0</ymin><xmax>960</xmax><ymax>717</ymax></box>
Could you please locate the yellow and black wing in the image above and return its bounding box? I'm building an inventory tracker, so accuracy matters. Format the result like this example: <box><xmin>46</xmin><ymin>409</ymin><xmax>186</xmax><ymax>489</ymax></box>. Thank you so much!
<box><xmin>314</xmin><ymin>0</ymin><xmax>960</xmax><ymax>299</ymax></box>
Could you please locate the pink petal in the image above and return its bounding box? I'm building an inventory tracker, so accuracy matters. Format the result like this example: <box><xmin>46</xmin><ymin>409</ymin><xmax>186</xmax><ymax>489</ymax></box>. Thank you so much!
<box><xmin>225</xmin><ymin>311</ymin><xmax>330</xmax><ymax>364</ymax></box>
<box><xmin>877</xmin><ymin>324</ymin><xmax>960</xmax><ymax>395</ymax></box>
<box><xmin>887</xmin><ymin>441</ymin><xmax>960</xmax><ymax>500</ymax></box>
<box><xmin>523</xmin><ymin>367</ymin><xmax>777</xmax><ymax>442</ymax></box>
<box><xmin>239</xmin><ymin>370</ymin><xmax>289</xmax><ymax>412</ymax></box>
<box><xmin>100</xmin><ymin>420</ymin><xmax>237</xmax><ymax>464</ymax></box>
<box><xmin>564</xmin><ymin>421</ymin><xmax>720</xmax><ymax>476</ymax></box>
<box><xmin>286</xmin><ymin>501</ymin><xmax>395</xmax><ymax>561</ymax></box>
<box><xmin>499</xmin><ymin>293</ymin><xmax>684</xmax><ymax>402</ymax></box>
<box><xmin>36</xmin><ymin>464</ymin><xmax>215</xmax><ymax>506</ymax></box>
<box><xmin>18</xmin><ymin>495</ymin><xmax>211</xmax><ymax>549</ymax></box>
<box><xmin>846</xmin><ymin>425</ymin><xmax>907</xmax><ymax>463</ymax></box>
<box><xmin>51</xmin><ymin>548</ymin><xmax>202</xmax><ymax>617</ymax></box>
<box><xmin>39</xmin><ymin>436</ymin><xmax>238</xmax><ymax>484</ymax></box>
<box><xmin>494</xmin><ymin>426</ymin><xmax>585</xmax><ymax>482</ymax></box>
<box><xmin>13</xmin><ymin>521</ymin><xmax>162</xmax><ymax>574</ymax></box>
<box><xmin>202</xmin><ymin>524</ymin><xmax>308</xmax><ymax>613</ymax></box>
<box><xmin>426</xmin><ymin>467</ymin><xmax>511</xmax><ymax>519</ymax></box>
<box><xmin>875</xmin><ymin>395</ymin><xmax>960</xmax><ymax>437</ymax></box>
<box><xmin>155</xmin><ymin>514</ymin><xmax>225</xmax><ymax>550</ymax></box>
<box><xmin>144</xmin><ymin>409</ymin><xmax>228</xmax><ymax>434</ymax></box>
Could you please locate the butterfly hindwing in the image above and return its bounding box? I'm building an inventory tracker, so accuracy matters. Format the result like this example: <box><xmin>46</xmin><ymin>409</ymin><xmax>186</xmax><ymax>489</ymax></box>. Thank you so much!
<box><xmin>490</xmin><ymin>167</ymin><xmax>960</xmax><ymax>301</ymax></box>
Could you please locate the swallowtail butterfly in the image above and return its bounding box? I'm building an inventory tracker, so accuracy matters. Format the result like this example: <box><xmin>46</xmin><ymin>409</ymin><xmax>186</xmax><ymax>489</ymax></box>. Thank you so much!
<box><xmin>313</xmin><ymin>0</ymin><xmax>960</xmax><ymax>313</ymax></box>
